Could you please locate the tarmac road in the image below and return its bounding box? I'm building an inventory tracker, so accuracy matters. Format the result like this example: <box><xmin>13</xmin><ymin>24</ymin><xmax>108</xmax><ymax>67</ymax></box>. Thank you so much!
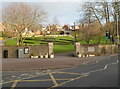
<box><xmin>58</xmin><ymin>55</ymin><xmax>118</xmax><ymax>87</ymax></box>
<box><xmin>1</xmin><ymin>54</ymin><xmax>119</xmax><ymax>89</ymax></box>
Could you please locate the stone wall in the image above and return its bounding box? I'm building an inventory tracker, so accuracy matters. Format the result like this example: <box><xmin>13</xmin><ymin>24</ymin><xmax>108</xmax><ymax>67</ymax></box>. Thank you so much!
<box><xmin>75</xmin><ymin>43</ymin><xmax>118</xmax><ymax>57</ymax></box>
<box><xmin>118</xmin><ymin>44</ymin><xmax>120</xmax><ymax>53</ymax></box>
<box><xmin>2</xmin><ymin>44</ymin><xmax>50</xmax><ymax>58</ymax></box>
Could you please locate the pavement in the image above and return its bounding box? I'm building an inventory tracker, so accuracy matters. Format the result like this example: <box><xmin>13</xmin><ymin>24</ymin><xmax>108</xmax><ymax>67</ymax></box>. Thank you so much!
<box><xmin>2</xmin><ymin>52</ymin><xmax>117</xmax><ymax>71</ymax></box>
<box><xmin>1</xmin><ymin>53</ymin><xmax>119</xmax><ymax>89</ymax></box>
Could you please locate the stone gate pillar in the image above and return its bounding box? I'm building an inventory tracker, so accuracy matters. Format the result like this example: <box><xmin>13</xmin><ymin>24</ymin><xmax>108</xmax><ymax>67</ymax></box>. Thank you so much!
<box><xmin>74</xmin><ymin>43</ymin><xmax>80</xmax><ymax>57</ymax></box>
<box><xmin>48</xmin><ymin>43</ymin><xmax>54</xmax><ymax>58</ymax></box>
<box><xmin>75</xmin><ymin>42</ymin><xmax>80</xmax><ymax>53</ymax></box>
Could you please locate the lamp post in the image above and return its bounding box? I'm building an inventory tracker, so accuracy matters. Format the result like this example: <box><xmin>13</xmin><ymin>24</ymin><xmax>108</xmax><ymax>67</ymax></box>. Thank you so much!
<box><xmin>116</xmin><ymin>13</ymin><xmax>119</xmax><ymax>44</ymax></box>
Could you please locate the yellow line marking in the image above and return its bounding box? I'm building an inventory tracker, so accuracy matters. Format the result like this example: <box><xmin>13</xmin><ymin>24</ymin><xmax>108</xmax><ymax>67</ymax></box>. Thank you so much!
<box><xmin>21</xmin><ymin>79</ymin><xmax>52</xmax><ymax>82</ymax></box>
<box><xmin>56</xmin><ymin>72</ymin><xmax>82</xmax><ymax>75</ymax></box>
<box><xmin>0</xmin><ymin>81</ymin><xmax>14</xmax><ymax>85</ymax></box>
<box><xmin>21</xmin><ymin>72</ymin><xmax>55</xmax><ymax>80</ymax></box>
<box><xmin>20</xmin><ymin>79</ymin><xmax>71</xmax><ymax>82</ymax></box>
<box><xmin>55</xmin><ymin>79</ymin><xmax>71</xmax><ymax>80</ymax></box>
<box><xmin>49</xmin><ymin>73</ymin><xmax>58</xmax><ymax>86</ymax></box>
<box><xmin>10</xmin><ymin>80</ymin><xmax>19</xmax><ymax>89</ymax></box>
<box><xmin>49</xmin><ymin>74</ymin><xmax>89</xmax><ymax>89</ymax></box>
<box><xmin>1</xmin><ymin>71</ymin><xmax>84</xmax><ymax>86</ymax></box>
<box><xmin>1</xmin><ymin>72</ymin><xmax>55</xmax><ymax>85</ymax></box>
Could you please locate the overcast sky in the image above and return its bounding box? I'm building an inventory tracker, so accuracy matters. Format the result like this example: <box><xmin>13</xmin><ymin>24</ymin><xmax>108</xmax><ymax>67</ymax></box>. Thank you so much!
<box><xmin>35</xmin><ymin>2</ymin><xmax>81</xmax><ymax>26</ymax></box>
<box><xmin>1</xmin><ymin>2</ymin><xmax>82</xmax><ymax>26</ymax></box>
<box><xmin>0</xmin><ymin>0</ymin><xmax>116</xmax><ymax>26</ymax></box>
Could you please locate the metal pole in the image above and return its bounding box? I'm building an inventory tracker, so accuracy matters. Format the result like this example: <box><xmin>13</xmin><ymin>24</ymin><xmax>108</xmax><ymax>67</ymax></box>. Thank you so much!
<box><xmin>116</xmin><ymin>13</ymin><xmax>119</xmax><ymax>44</ymax></box>
<box><xmin>74</xmin><ymin>22</ymin><xmax>76</xmax><ymax>42</ymax></box>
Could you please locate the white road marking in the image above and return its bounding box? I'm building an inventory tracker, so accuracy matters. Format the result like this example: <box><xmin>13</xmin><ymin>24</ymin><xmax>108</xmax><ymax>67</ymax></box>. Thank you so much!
<box><xmin>28</xmin><ymin>75</ymin><xmax>33</xmax><ymax>76</ymax></box>
<box><xmin>104</xmin><ymin>65</ymin><xmax>108</xmax><ymax>69</ymax></box>
<box><xmin>88</xmin><ymin>69</ymin><xmax>104</xmax><ymax>73</ymax></box>
<box><xmin>81</xmin><ymin>73</ymin><xmax>90</xmax><ymax>75</ymax></box>
<box><xmin>87</xmin><ymin>60</ymin><xmax>118</xmax><ymax>74</ymax></box>
<box><xmin>21</xmin><ymin>73</ymin><xmax>28</xmax><ymax>76</ymax></box>
<box><xmin>112</xmin><ymin>60</ymin><xmax>119</xmax><ymax>64</ymax></box>
<box><xmin>12</xmin><ymin>76</ymin><xmax>15</xmax><ymax>78</ymax></box>
<box><xmin>83</xmin><ymin>61</ymin><xmax>99</xmax><ymax>65</ymax></box>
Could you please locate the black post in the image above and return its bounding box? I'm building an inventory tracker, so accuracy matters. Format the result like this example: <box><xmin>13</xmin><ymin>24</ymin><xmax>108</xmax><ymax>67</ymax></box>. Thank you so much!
<box><xmin>74</xmin><ymin>22</ymin><xmax>77</xmax><ymax>42</ymax></box>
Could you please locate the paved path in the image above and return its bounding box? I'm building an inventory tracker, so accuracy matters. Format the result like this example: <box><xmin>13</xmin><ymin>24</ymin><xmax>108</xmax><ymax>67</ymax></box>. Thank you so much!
<box><xmin>2</xmin><ymin>52</ymin><xmax>114</xmax><ymax>71</ymax></box>
<box><xmin>1</xmin><ymin>53</ymin><xmax>119</xmax><ymax>89</ymax></box>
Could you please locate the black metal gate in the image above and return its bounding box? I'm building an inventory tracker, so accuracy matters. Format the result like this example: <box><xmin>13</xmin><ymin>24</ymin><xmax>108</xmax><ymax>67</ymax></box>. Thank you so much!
<box><xmin>4</xmin><ymin>50</ymin><xmax>8</xmax><ymax>58</ymax></box>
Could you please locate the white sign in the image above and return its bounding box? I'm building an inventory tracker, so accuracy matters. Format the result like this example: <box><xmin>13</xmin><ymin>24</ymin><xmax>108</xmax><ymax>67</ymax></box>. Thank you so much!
<box><xmin>88</xmin><ymin>47</ymin><xmax>95</xmax><ymax>52</ymax></box>
<box><xmin>24</xmin><ymin>47</ymin><xmax>29</xmax><ymax>54</ymax></box>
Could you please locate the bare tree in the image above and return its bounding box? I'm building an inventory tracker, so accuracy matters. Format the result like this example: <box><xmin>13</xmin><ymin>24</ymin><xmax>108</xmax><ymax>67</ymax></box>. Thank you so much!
<box><xmin>2</xmin><ymin>2</ymin><xmax>47</xmax><ymax>45</ymax></box>
<box><xmin>78</xmin><ymin>2</ymin><xmax>102</xmax><ymax>44</ymax></box>
<box><xmin>78</xmin><ymin>1</ymin><xmax>120</xmax><ymax>44</ymax></box>
<box><xmin>98</xmin><ymin>1</ymin><xmax>119</xmax><ymax>42</ymax></box>
<box><xmin>50</xmin><ymin>24</ymin><xmax>58</xmax><ymax>35</ymax></box>
<box><xmin>111</xmin><ymin>2</ymin><xmax>119</xmax><ymax>40</ymax></box>
<box><xmin>78</xmin><ymin>21</ymin><xmax>101</xmax><ymax>44</ymax></box>
<box><xmin>52</xmin><ymin>16</ymin><xmax>59</xmax><ymax>25</ymax></box>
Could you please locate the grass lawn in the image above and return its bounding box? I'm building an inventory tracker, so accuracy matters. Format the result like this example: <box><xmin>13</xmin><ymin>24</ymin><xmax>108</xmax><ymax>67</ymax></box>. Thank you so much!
<box><xmin>54</xmin><ymin>45</ymin><xmax>74</xmax><ymax>53</ymax></box>
<box><xmin>3</xmin><ymin>37</ymin><xmax>9</xmax><ymax>39</ymax></box>
<box><xmin>5</xmin><ymin>38</ymin><xmax>18</xmax><ymax>45</ymax></box>
<box><xmin>4</xmin><ymin>35</ymin><xmax>113</xmax><ymax>53</ymax></box>
<box><xmin>0</xmin><ymin>37</ymin><xmax>8</xmax><ymax>40</ymax></box>
<box><xmin>4</xmin><ymin>36</ymin><xmax>75</xmax><ymax>53</ymax></box>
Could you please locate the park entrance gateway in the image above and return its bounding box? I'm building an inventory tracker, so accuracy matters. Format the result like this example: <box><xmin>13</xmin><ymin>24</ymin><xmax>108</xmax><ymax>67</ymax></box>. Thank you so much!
<box><xmin>2</xmin><ymin>42</ymin><xmax>119</xmax><ymax>58</ymax></box>
<box><xmin>74</xmin><ymin>42</ymin><xmax>118</xmax><ymax>57</ymax></box>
